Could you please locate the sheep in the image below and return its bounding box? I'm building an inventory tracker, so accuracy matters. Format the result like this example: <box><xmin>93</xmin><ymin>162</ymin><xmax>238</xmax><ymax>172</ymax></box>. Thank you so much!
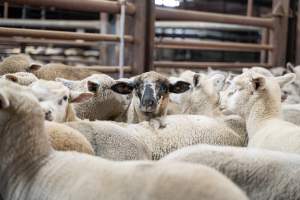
<box><xmin>28</xmin><ymin>78</ymin><xmax>149</xmax><ymax>160</ymax></box>
<box><xmin>29</xmin><ymin>80</ymin><xmax>94</xmax><ymax>122</ymax></box>
<box><xmin>67</xmin><ymin>114</ymin><xmax>244</xmax><ymax>160</ymax></box>
<box><xmin>33</xmin><ymin>62</ymin><xmax>101</xmax><ymax>80</ymax></box>
<box><xmin>162</xmin><ymin>144</ymin><xmax>300</xmax><ymax>200</ymax></box>
<box><xmin>0</xmin><ymin>54</ymin><xmax>42</xmax><ymax>75</ymax></box>
<box><xmin>110</xmin><ymin>71</ymin><xmax>191</xmax><ymax>128</ymax></box>
<box><xmin>56</xmin><ymin>74</ymin><xmax>131</xmax><ymax>121</ymax></box>
<box><xmin>0</xmin><ymin>79</ymin><xmax>249</xmax><ymax>200</ymax></box>
<box><xmin>219</xmin><ymin>69</ymin><xmax>300</xmax><ymax>154</ymax></box>
<box><xmin>250</xmin><ymin>66</ymin><xmax>300</xmax><ymax>103</ymax></box>
<box><xmin>246</xmin><ymin>67</ymin><xmax>300</xmax><ymax>120</ymax></box>
<box><xmin>1</xmin><ymin>72</ymin><xmax>38</xmax><ymax>86</ymax></box>
<box><xmin>45</xmin><ymin>121</ymin><xmax>95</xmax><ymax>155</ymax></box>
<box><xmin>168</xmin><ymin>71</ymin><xmax>248</xmax><ymax>145</ymax></box>
<box><xmin>281</xmin><ymin>103</ymin><xmax>300</xmax><ymax>126</ymax></box>
<box><xmin>66</xmin><ymin>120</ymin><xmax>152</xmax><ymax>160</ymax></box>
<box><xmin>0</xmin><ymin>54</ymin><xmax>101</xmax><ymax>80</ymax></box>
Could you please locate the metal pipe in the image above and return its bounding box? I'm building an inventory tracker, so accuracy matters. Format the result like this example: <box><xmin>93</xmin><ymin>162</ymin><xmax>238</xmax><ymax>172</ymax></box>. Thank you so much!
<box><xmin>0</xmin><ymin>37</ymin><xmax>100</xmax><ymax>46</ymax></box>
<box><xmin>155</xmin><ymin>38</ymin><xmax>273</xmax><ymax>52</ymax></box>
<box><xmin>247</xmin><ymin>0</ymin><xmax>254</xmax><ymax>16</ymax></box>
<box><xmin>0</xmin><ymin>27</ymin><xmax>134</xmax><ymax>43</ymax></box>
<box><xmin>4</xmin><ymin>2</ymin><xmax>9</xmax><ymax>18</ymax></box>
<box><xmin>6</xmin><ymin>0</ymin><xmax>136</xmax><ymax>15</ymax></box>
<box><xmin>79</xmin><ymin>66</ymin><xmax>132</xmax><ymax>73</ymax></box>
<box><xmin>154</xmin><ymin>61</ymin><xmax>271</xmax><ymax>69</ymax></box>
<box><xmin>118</xmin><ymin>0</ymin><xmax>126</xmax><ymax>78</ymax></box>
<box><xmin>0</xmin><ymin>19</ymin><xmax>101</xmax><ymax>30</ymax></box>
<box><xmin>156</xmin><ymin>7</ymin><xmax>274</xmax><ymax>29</ymax></box>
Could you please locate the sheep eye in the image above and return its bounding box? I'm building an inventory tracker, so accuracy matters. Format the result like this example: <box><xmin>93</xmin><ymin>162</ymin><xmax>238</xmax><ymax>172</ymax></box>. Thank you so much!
<box><xmin>160</xmin><ymin>84</ymin><xmax>168</xmax><ymax>92</ymax></box>
<box><xmin>63</xmin><ymin>96</ymin><xmax>68</xmax><ymax>101</ymax></box>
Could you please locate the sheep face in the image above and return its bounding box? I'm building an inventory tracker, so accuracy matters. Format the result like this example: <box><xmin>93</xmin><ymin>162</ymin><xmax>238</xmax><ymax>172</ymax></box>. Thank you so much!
<box><xmin>111</xmin><ymin>71</ymin><xmax>190</xmax><ymax>114</ymax></box>
<box><xmin>220</xmin><ymin>70</ymin><xmax>295</xmax><ymax>118</ymax></box>
<box><xmin>0</xmin><ymin>80</ymin><xmax>40</xmax><ymax>125</ymax></box>
<box><xmin>29</xmin><ymin>80</ymin><xmax>93</xmax><ymax>122</ymax></box>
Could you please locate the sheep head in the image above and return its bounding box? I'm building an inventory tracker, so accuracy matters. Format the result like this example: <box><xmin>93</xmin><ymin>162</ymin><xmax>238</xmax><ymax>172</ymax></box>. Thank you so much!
<box><xmin>111</xmin><ymin>71</ymin><xmax>190</xmax><ymax>115</ymax></box>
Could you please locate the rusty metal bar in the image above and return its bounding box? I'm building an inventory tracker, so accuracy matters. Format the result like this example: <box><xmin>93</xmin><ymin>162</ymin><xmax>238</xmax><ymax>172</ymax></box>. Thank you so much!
<box><xmin>156</xmin><ymin>7</ymin><xmax>274</xmax><ymax>29</ymax></box>
<box><xmin>0</xmin><ymin>27</ymin><xmax>134</xmax><ymax>43</ymax></box>
<box><xmin>4</xmin><ymin>2</ymin><xmax>9</xmax><ymax>18</ymax></box>
<box><xmin>154</xmin><ymin>61</ymin><xmax>271</xmax><ymax>69</ymax></box>
<box><xmin>155</xmin><ymin>39</ymin><xmax>273</xmax><ymax>52</ymax></box>
<box><xmin>260</xmin><ymin>28</ymin><xmax>269</xmax><ymax>64</ymax></box>
<box><xmin>247</xmin><ymin>0</ymin><xmax>253</xmax><ymax>16</ymax></box>
<box><xmin>78</xmin><ymin>66</ymin><xmax>132</xmax><ymax>73</ymax></box>
<box><xmin>0</xmin><ymin>37</ymin><xmax>99</xmax><ymax>46</ymax></box>
<box><xmin>0</xmin><ymin>19</ymin><xmax>101</xmax><ymax>30</ymax></box>
<box><xmin>6</xmin><ymin>0</ymin><xmax>136</xmax><ymax>15</ymax></box>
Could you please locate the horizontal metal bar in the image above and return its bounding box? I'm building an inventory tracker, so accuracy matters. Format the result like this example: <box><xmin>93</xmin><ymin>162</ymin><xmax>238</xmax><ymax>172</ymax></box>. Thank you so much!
<box><xmin>0</xmin><ymin>27</ymin><xmax>134</xmax><ymax>43</ymax></box>
<box><xmin>6</xmin><ymin>0</ymin><xmax>136</xmax><ymax>15</ymax></box>
<box><xmin>0</xmin><ymin>37</ymin><xmax>104</xmax><ymax>47</ymax></box>
<box><xmin>155</xmin><ymin>21</ymin><xmax>262</xmax><ymax>31</ymax></box>
<box><xmin>0</xmin><ymin>19</ymin><xmax>101</xmax><ymax>30</ymax></box>
<box><xmin>154</xmin><ymin>61</ymin><xmax>271</xmax><ymax>69</ymax></box>
<box><xmin>155</xmin><ymin>39</ymin><xmax>273</xmax><ymax>52</ymax></box>
<box><xmin>78</xmin><ymin>66</ymin><xmax>132</xmax><ymax>73</ymax></box>
<box><xmin>156</xmin><ymin>7</ymin><xmax>274</xmax><ymax>29</ymax></box>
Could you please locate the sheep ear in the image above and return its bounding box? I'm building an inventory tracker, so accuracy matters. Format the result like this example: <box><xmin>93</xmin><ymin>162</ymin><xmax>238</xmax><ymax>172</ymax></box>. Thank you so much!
<box><xmin>169</xmin><ymin>81</ymin><xmax>191</xmax><ymax>94</ymax></box>
<box><xmin>242</xmin><ymin>68</ymin><xmax>249</xmax><ymax>73</ymax></box>
<box><xmin>275</xmin><ymin>73</ymin><xmax>296</xmax><ymax>88</ymax></box>
<box><xmin>210</xmin><ymin>74</ymin><xmax>226</xmax><ymax>92</ymax></box>
<box><xmin>111</xmin><ymin>82</ymin><xmax>134</xmax><ymax>95</ymax></box>
<box><xmin>207</xmin><ymin>67</ymin><xmax>213</xmax><ymax>73</ymax></box>
<box><xmin>28</xmin><ymin>63</ymin><xmax>42</xmax><ymax>72</ymax></box>
<box><xmin>70</xmin><ymin>91</ymin><xmax>94</xmax><ymax>103</ymax></box>
<box><xmin>286</xmin><ymin>63</ymin><xmax>295</xmax><ymax>73</ymax></box>
<box><xmin>251</xmin><ymin>75</ymin><xmax>266</xmax><ymax>91</ymax></box>
<box><xmin>5</xmin><ymin>74</ymin><xmax>18</xmax><ymax>83</ymax></box>
<box><xmin>55</xmin><ymin>78</ymin><xmax>74</xmax><ymax>89</ymax></box>
<box><xmin>193</xmin><ymin>73</ymin><xmax>201</xmax><ymax>87</ymax></box>
<box><xmin>0</xmin><ymin>92</ymin><xmax>9</xmax><ymax>109</ymax></box>
<box><xmin>87</xmin><ymin>80</ymin><xmax>100</xmax><ymax>93</ymax></box>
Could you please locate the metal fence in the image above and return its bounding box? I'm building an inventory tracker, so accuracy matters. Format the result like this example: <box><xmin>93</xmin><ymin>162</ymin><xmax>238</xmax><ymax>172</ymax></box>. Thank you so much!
<box><xmin>0</xmin><ymin>0</ymin><xmax>290</xmax><ymax>75</ymax></box>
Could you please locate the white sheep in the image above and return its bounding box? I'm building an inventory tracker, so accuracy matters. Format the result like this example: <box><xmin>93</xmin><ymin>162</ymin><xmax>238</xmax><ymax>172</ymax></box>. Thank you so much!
<box><xmin>162</xmin><ymin>144</ymin><xmax>300</xmax><ymax>200</ymax></box>
<box><xmin>1</xmin><ymin>72</ymin><xmax>38</xmax><ymax>86</ymax></box>
<box><xmin>281</xmin><ymin>103</ymin><xmax>300</xmax><ymax>126</ymax></box>
<box><xmin>66</xmin><ymin>120</ymin><xmax>152</xmax><ymax>160</ymax></box>
<box><xmin>56</xmin><ymin>74</ymin><xmax>131</xmax><ymax>121</ymax></box>
<box><xmin>29</xmin><ymin>80</ymin><xmax>94</xmax><ymax>122</ymax></box>
<box><xmin>0</xmin><ymin>54</ymin><xmax>41</xmax><ymax>75</ymax></box>
<box><xmin>45</xmin><ymin>121</ymin><xmax>95</xmax><ymax>155</ymax></box>
<box><xmin>250</xmin><ymin>66</ymin><xmax>300</xmax><ymax>103</ymax></box>
<box><xmin>168</xmin><ymin>70</ymin><xmax>248</xmax><ymax>145</ymax></box>
<box><xmin>0</xmin><ymin>54</ymin><xmax>101</xmax><ymax>80</ymax></box>
<box><xmin>67</xmin><ymin>114</ymin><xmax>244</xmax><ymax>160</ymax></box>
<box><xmin>30</xmin><ymin>79</ymin><xmax>151</xmax><ymax>160</ymax></box>
<box><xmin>0</xmin><ymin>79</ymin><xmax>249</xmax><ymax>200</ymax></box>
<box><xmin>245</xmin><ymin>67</ymin><xmax>300</xmax><ymax>122</ymax></box>
<box><xmin>220</xmin><ymin>69</ymin><xmax>300</xmax><ymax>154</ymax></box>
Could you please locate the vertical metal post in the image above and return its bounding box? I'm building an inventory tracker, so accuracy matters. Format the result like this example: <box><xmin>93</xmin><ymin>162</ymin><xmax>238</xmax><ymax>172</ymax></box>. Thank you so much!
<box><xmin>247</xmin><ymin>0</ymin><xmax>253</xmax><ymax>16</ymax></box>
<box><xmin>4</xmin><ymin>2</ymin><xmax>9</xmax><ymax>18</ymax></box>
<box><xmin>118</xmin><ymin>0</ymin><xmax>126</xmax><ymax>78</ymax></box>
<box><xmin>271</xmin><ymin>0</ymin><xmax>290</xmax><ymax>66</ymax></box>
<box><xmin>260</xmin><ymin>28</ymin><xmax>269</xmax><ymax>64</ymax></box>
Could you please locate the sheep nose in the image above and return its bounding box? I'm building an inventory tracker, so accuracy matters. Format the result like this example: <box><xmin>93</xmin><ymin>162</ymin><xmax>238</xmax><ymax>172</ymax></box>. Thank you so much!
<box><xmin>142</xmin><ymin>98</ymin><xmax>156</xmax><ymax>107</ymax></box>
<box><xmin>44</xmin><ymin>110</ymin><xmax>53</xmax><ymax>121</ymax></box>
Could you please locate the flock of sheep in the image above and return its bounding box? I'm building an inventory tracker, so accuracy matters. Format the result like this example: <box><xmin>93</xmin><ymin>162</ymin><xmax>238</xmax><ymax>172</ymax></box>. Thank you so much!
<box><xmin>0</xmin><ymin>54</ymin><xmax>300</xmax><ymax>200</ymax></box>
